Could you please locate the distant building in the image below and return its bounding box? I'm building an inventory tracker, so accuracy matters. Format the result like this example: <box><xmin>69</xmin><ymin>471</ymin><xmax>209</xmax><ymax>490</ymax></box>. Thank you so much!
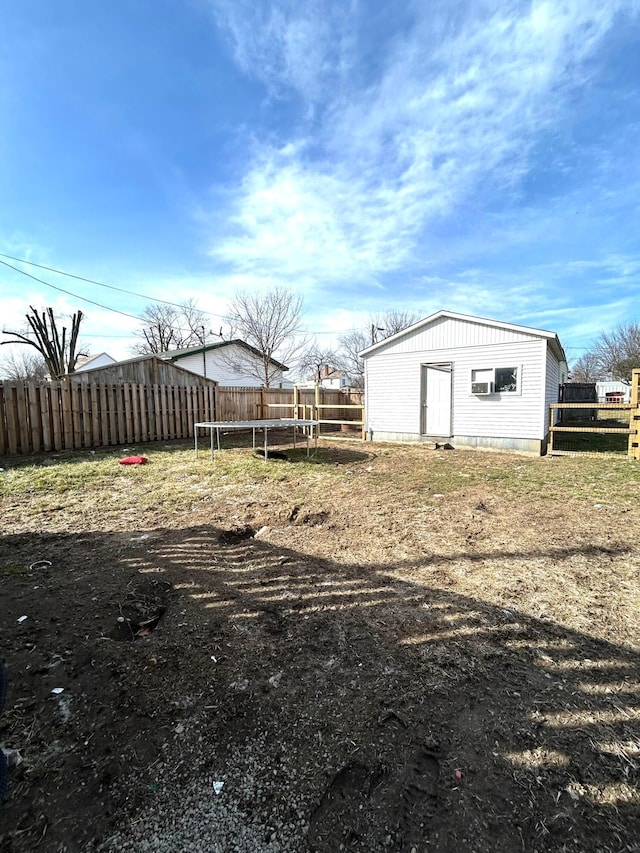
<box><xmin>68</xmin><ymin>354</ymin><xmax>217</xmax><ymax>387</ymax></box>
<box><xmin>595</xmin><ymin>380</ymin><xmax>632</xmax><ymax>403</ymax></box>
<box><xmin>74</xmin><ymin>352</ymin><xmax>117</xmax><ymax>372</ymax></box>
<box><xmin>299</xmin><ymin>365</ymin><xmax>351</xmax><ymax>389</ymax></box>
<box><xmin>317</xmin><ymin>365</ymin><xmax>350</xmax><ymax>389</ymax></box>
<box><xmin>157</xmin><ymin>339</ymin><xmax>289</xmax><ymax>387</ymax></box>
<box><xmin>73</xmin><ymin>340</ymin><xmax>289</xmax><ymax>387</ymax></box>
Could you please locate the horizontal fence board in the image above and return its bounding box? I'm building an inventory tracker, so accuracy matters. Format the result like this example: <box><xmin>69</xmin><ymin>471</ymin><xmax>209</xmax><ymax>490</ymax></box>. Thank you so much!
<box><xmin>550</xmin><ymin>402</ymin><xmax>632</xmax><ymax>409</ymax></box>
<box><xmin>551</xmin><ymin>426</ymin><xmax>633</xmax><ymax>434</ymax></box>
<box><xmin>549</xmin><ymin>374</ymin><xmax>640</xmax><ymax>458</ymax></box>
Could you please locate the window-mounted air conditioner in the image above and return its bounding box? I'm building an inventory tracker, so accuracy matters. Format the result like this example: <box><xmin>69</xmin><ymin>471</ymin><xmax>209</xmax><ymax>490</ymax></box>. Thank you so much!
<box><xmin>471</xmin><ymin>381</ymin><xmax>493</xmax><ymax>395</ymax></box>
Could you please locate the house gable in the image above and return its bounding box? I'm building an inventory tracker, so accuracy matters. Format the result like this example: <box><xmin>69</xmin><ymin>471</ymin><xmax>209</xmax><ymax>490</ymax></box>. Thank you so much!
<box><xmin>361</xmin><ymin>311</ymin><xmax>566</xmax><ymax>364</ymax></box>
<box><xmin>74</xmin><ymin>352</ymin><xmax>117</xmax><ymax>372</ymax></box>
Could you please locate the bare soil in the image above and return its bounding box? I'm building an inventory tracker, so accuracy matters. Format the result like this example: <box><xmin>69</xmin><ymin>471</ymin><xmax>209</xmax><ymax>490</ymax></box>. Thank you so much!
<box><xmin>1</xmin><ymin>439</ymin><xmax>639</xmax><ymax>852</ymax></box>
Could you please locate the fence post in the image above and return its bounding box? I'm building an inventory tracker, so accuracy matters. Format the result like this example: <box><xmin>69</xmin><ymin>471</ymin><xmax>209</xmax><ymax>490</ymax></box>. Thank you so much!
<box><xmin>630</xmin><ymin>369</ymin><xmax>640</xmax><ymax>460</ymax></box>
<box><xmin>314</xmin><ymin>383</ymin><xmax>321</xmax><ymax>437</ymax></box>
<box><xmin>0</xmin><ymin>384</ymin><xmax>6</xmax><ymax>456</ymax></box>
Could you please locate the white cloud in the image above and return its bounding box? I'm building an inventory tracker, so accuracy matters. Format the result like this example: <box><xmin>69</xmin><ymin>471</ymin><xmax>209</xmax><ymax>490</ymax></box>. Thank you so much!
<box><xmin>210</xmin><ymin>0</ymin><xmax>356</xmax><ymax>102</ymax></box>
<box><xmin>208</xmin><ymin>0</ymin><xmax>639</xmax><ymax>294</ymax></box>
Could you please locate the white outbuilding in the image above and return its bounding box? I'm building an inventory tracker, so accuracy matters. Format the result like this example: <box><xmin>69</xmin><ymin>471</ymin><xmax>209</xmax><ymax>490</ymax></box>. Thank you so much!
<box><xmin>360</xmin><ymin>310</ymin><xmax>568</xmax><ymax>455</ymax></box>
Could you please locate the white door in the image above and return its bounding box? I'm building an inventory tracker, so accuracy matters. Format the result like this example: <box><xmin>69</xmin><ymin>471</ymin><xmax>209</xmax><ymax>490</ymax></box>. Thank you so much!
<box><xmin>421</xmin><ymin>364</ymin><xmax>452</xmax><ymax>436</ymax></box>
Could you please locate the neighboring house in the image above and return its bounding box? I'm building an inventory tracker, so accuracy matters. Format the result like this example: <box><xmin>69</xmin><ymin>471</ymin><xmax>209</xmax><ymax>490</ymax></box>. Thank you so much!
<box><xmin>595</xmin><ymin>380</ymin><xmax>631</xmax><ymax>403</ymax></box>
<box><xmin>157</xmin><ymin>340</ymin><xmax>289</xmax><ymax>387</ymax></box>
<box><xmin>318</xmin><ymin>365</ymin><xmax>350</xmax><ymax>389</ymax></box>
<box><xmin>74</xmin><ymin>352</ymin><xmax>117</xmax><ymax>372</ymax></box>
<box><xmin>360</xmin><ymin>310</ymin><xmax>568</xmax><ymax>455</ymax></box>
<box><xmin>69</xmin><ymin>354</ymin><xmax>218</xmax><ymax>388</ymax></box>
<box><xmin>299</xmin><ymin>366</ymin><xmax>351</xmax><ymax>389</ymax></box>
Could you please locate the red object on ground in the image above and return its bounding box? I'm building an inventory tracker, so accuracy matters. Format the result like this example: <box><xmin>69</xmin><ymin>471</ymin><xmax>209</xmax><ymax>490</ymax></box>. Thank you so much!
<box><xmin>118</xmin><ymin>456</ymin><xmax>148</xmax><ymax>465</ymax></box>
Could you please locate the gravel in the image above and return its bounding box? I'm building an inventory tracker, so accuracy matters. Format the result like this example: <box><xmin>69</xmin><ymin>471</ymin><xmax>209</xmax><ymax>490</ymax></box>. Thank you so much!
<box><xmin>96</xmin><ymin>732</ymin><xmax>314</xmax><ymax>853</ymax></box>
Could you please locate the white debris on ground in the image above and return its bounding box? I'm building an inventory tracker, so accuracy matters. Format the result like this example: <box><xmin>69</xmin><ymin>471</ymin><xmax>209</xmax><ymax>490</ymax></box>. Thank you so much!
<box><xmin>97</xmin><ymin>733</ymin><xmax>312</xmax><ymax>853</ymax></box>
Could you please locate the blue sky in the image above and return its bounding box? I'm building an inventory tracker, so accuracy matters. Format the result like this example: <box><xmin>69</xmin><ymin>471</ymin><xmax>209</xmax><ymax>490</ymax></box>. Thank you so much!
<box><xmin>1</xmin><ymin>0</ymin><xmax>640</xmax><ymax>367</ymax></box>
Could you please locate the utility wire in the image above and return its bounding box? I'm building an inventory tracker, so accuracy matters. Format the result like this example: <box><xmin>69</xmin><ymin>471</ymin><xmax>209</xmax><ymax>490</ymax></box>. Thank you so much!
<box><xmin>0</xmin><ymin>258</ymin><xmax>143</xmax><ymax>322</ymax></box>
<box><xmin>0</xmin><ymin>257</ymin><xmax>219</xmax><ymax>338</ymax></box>
<box><xmin>0</xmin><ymin>251</ymin><xmax>227</xmax><ymax>319</ymax></box>
<box><xmin>0</xmin><ymin>251</ymin><xmax>361</xmax><ymax>337</ymax></box>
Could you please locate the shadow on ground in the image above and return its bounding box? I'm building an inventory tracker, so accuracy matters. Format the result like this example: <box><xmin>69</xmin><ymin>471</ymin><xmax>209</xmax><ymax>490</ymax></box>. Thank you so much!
<box><xmin>1</xmin><ymin>525</ymin><xmax>638</xmax><ymax>852</ymax></box>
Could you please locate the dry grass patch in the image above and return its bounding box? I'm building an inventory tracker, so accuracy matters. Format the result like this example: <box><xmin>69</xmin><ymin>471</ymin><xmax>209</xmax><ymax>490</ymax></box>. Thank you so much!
<box><xmin>1</xmin><ymin>439</ymin><xmax>639</xmax><ymax>852</ymax></box>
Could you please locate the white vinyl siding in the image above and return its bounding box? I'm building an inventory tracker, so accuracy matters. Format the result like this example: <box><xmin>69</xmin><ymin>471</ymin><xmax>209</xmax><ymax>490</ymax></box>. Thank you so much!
<box><xmin>75</xmin><ymin>353</ymin><xmax>117</xmax><ymax>372</ymax></box>
<box><xmin>595</xmin><ymin>381</ymin><xmax>632</xmax><ymax>402</ymax></box>
<box><xmin>172</xmin><ymin>344</ymin><xmax>285</xmax><ymax>387</ymax></box>
<box><xmin>366</xmin><ymin>338</ymin><xmax>550</xmax><ymax>440</ymax></box>
<box><xmin>373</xmin><ymin>316</ymin><xmax>537</xmax><ymax>355</ymax></box>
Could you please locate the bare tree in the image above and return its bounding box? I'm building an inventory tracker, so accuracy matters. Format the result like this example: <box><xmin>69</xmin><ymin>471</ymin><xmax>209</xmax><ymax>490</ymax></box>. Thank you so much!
<box><xmin>224</xmin><ymin>287</ymin><xmax>305</xmax><ymax>387</ymax></box>
<box><xmin>132</xmin><ymin>299</ymin><xmax>209</xmax><ymax>354</ymax></box>
<box><xmin>589</xmin><ymin>322</ymin><xmax>640</xmax><ymax>381</ymax></box>
<box><xmin>297</xmin><ymin>342</ymin><xmax>340</xmax><ymax>383</ymax></box>
<box><xmin>570</xmin><ymin>352</ymin><xmax>602</xmax><ymax>383</ymax></box>
<box><xmin>336</xmin><ymin>329</ymin><xmax>368</xmax><ymax>389</ymax></box>
<box><xmin>336</xmin><ymin>309</ymin><xmax>421</xmax><ymax>389</ymax></box>
<box><xmin>1</xmin><ymin>306</ymin><xmax>84</xmax><ymax>379</ymax></box>
<box><xmin>370</xmin><ymin>309</ymin><xmax>421</xmax><ymax>344</ymax></box>
<box><xmin>0</xmin><ymin>348</ymin><xmax>48</xmax><ymax>381</ymax></box>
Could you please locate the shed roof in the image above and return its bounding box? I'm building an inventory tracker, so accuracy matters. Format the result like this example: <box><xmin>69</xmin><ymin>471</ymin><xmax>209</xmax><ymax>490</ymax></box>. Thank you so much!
<box><xmin>359</xmin><ymin>310</ymin><xmax>567</xmax><ymax>363</ymax></box>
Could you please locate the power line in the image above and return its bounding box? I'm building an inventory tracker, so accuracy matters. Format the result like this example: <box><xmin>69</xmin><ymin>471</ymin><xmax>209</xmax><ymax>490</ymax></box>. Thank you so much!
<box><xmin>0</xmin><ymin>251</ymin><xmax>227</xmax><ymax>319</ymax></box>
<box><xmin>0</xmin><ymin>258</ymin><xmax>222</xmax><ymax>339</ymax></box>
<box><xmin>0</xmin><ymin>251</ymin><xmax>365</xmax><ymax>339</ymax></box>
<box><xmin>75</xmin><ymin>333</ymin><xmax>138</xmax><ymax>338</ymax></box>
<box><xmin>0</xmin><ymin>251</ymin><xmax>363</xmax><ymax>335</ymax></box>
<box><xmin>0</xmin><ymin>258</ymin><xmax>143</xmax><ymax>322</ymax></box>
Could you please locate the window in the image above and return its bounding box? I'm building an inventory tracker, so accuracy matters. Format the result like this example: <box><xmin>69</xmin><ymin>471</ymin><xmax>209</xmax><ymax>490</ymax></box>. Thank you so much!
<box><xmin>494</xmin><ymin>367</ymin><xmax>518</xmax><ymax>393</ymax></box>
<box><xmin>471</xmin><ymin>366</ymin><xmax>520</xmax><ymax>394</ymax></box>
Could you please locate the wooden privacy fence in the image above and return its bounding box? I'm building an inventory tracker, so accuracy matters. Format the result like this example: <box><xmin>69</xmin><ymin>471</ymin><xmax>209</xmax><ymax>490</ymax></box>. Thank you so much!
<box><xmin>548</xmin><ymin>369</ymin><xmax>640</xmax><ymax>458</ymax></box>
<box><xmin>0</xmin><ymin>381</ymin><xmax>364</xmax><ymax>456</ymax></box>
<box><xmin>0</xmin><ymin>380</ymin><xmax>217</xmax><ymax>456</ymax></box>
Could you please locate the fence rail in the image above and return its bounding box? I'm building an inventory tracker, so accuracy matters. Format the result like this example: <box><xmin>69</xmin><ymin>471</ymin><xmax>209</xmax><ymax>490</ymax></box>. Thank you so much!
<box><xmin>548</xmin><ymin>369</ymin><xmax>640</xmax><ymax>458</ymax></box>
<box><xmin>0</xmin><ymin>381</ymin><xmax>364</xmax><ymax>456</ymax></box>
<box><xmin>256</xmin><ymin>385</ymin><xmax>365</xmax><ymax>439</ymax></box>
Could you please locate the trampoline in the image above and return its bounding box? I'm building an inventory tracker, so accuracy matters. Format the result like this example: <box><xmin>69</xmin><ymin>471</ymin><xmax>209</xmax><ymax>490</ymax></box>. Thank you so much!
<box><xmin>194</xmin><ymin>418</ymin><xmax>318</xmax><ymax>460</ymax></box>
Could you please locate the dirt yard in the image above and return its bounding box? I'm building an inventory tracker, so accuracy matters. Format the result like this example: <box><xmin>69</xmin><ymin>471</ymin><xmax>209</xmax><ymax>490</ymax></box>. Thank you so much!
<box><xmin>1</xmin><ymin>437</ymin><xmax>639</xmax><ymax>852</ymax></box>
